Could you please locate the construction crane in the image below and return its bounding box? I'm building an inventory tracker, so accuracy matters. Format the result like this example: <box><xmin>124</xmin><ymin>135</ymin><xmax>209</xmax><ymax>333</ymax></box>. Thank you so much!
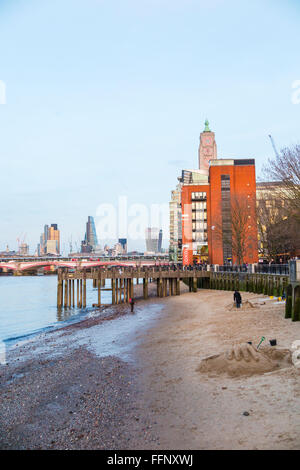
<box><xmin>268</xmin><ymin>135</ymin><xmax>280</xmax><ymax>158</ymax></box>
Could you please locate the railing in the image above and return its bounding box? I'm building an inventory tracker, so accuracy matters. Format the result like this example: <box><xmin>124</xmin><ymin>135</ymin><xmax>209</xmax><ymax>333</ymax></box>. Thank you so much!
<box><xmin>217</xmin><ymin>264</ymin><xmax>290</xmax><ymax>275</ymax></box>
<box><xmin>217</xmin><ymin>265</ymin><xmax>248</xmax><ymax>273</ymax></box>
<box><xmin>254</xmin><ymin>264</ymin><xmax>289</xmax><ymax>275</ymax></box>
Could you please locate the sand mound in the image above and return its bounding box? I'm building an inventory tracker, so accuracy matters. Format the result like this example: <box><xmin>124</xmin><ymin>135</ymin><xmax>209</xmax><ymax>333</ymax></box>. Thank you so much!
<box><xmin>197</xmin><ymin>343</ymin><xmax>292</xmax><ymax>377</ymax></box>
<box><xmin>226</xmin><ymin>300</ymin><xmax>256</xmax><ymax>311</ymax></box>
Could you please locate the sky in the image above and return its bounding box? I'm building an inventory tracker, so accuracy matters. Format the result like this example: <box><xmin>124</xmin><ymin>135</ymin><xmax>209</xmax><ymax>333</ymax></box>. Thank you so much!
<box><xmin>0</xmin><ymin>0</ymin><xmax>299</xmax><ymax>253</ymax></box>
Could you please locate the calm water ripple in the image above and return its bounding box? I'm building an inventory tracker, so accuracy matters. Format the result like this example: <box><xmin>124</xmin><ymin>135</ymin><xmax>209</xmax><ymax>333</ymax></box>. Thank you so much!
<box><xmin>0</xmin><ymin>275</ymin><xmax>114</xmax><ymax>342</ymax></box>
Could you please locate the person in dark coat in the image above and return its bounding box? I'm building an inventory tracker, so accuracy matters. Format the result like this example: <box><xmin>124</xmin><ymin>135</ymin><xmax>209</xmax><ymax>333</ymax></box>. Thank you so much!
<box><xmin>233</xmin><ymin>290</ymin><xmax>242</xmax><ymax>308</ymax></box>
<box><xmin>129</xmin><ymin>298</ymin><xmax>135</xmax><ymax>313</ymax></box>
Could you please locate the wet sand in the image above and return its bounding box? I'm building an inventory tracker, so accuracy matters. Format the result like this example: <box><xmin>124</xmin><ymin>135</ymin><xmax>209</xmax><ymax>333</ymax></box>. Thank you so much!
<box><xmin>136</xmin><ymin>290</ymin><xmax>300</xmax><ymax>450</ymax></box>
<box><xmin>1</xmin><ymin>285</ymin><xmax>300</xmax><ymax>449</ymax></box>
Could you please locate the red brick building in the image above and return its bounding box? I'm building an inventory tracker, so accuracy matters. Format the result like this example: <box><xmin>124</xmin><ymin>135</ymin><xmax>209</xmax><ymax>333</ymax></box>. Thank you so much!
<box><xmin>179</xmin><ymin>123</ymin><xmax>258</xmax><ymax>265</ymax></box>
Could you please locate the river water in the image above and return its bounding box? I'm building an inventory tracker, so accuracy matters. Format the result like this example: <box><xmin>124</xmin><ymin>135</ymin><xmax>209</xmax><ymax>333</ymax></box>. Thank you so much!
<box><xmin>0</xmin><ymin>275</ymin><xmax>116</xmax><ymax>343</ymax></box>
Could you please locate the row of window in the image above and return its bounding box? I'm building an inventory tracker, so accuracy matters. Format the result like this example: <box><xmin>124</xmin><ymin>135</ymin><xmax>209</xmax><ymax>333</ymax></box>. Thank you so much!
<box><xmin>192</xmin><ymin>202</ymin><xmax>207</xmax><ymax>210</ymax></box>
<box><xmin>191</xmin><ymin>192</ymin><xmax>207</xmax><ymax>200</ymax></box>
<box><xmin>192</xmin><ymin>222</ymin><xmax>208</xmax><ymax>230</ymax></box>
<box><xmin>192</xmin><ymin>234</ymin><xmax>208</xmax><ymax>242</ymax></box>
<box><xmin>192</xmin><ymin>213</ymin><xmax>207</xmax><ymax>222</ymax></box>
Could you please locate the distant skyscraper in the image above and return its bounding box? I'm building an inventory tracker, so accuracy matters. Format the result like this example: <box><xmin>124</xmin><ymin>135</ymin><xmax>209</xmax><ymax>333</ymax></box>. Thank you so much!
<box><xmin>158</xmin><ymin>229</ymin><xmax>163</xmax><ymax>253</ymax></box>
<box><xmin>118</xmin><ymin>238</ymin><xmax>127</xmax><ymax>254</ymax></box>
<box><xmin>37</xmin><ymin>223</ymin><xmax>60</xmax><ymax>255</ymax></box>
<box><xmin>81</xmin><ymin>216</ymin><xmax>98</xmax><ymax>253</ymax></box>
<box><xmin>145</xmin><ymin>228</ymin><xmax>162</xmax><ymax>253</ymax></box>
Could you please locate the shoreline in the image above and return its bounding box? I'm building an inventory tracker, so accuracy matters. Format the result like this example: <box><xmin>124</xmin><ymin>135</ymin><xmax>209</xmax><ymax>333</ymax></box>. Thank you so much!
<box><xmin>1</xmin><ymin>287</ymin><xmax>300</xmax><ymax>449</ymax></box>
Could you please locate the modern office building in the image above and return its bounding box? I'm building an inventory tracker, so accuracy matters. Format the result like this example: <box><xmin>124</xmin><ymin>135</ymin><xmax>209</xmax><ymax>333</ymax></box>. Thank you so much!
<box><xmin>37</xmin><ymin>223</ymin><xmax>60</xmax><ymax>255</ymax></box>
<box><xmin>145</xmin><ymin>227</ymin><xmax>162</xmax><ymax>254</ymax></box>
<box><xmin>19</xmin><ymin>243</ymin><xmax>29</xmax><ymax>256</ymax></box>
<box><xmin>118</xmin><ymin>238</ymin><xmax>128</xmax><ymax>254</ymax></box>
<box><xmin>158</xmin><ymin>229</ymin><xmax>163</xmax><ymax>253</ymax></box>
<box><xmin>81</xmin><ymin>216</ymin><xmax>98</xmax><ymax>253</ymax></box>
<box><xmin>169</xmin><ymin>185</ymin><xmax>182</xmax><ymax>262</ymax></box>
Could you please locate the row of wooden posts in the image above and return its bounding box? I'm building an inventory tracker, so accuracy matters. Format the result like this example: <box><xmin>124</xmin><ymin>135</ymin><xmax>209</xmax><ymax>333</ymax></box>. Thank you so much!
<box><xmin>57</xmin><ymin>275</ymin><xmax>185</xmax><ymax>309</ymax></box>
<box><xmin>210</xmin><ymin>272</ymin><xmax>289</xmax><ymax>297</ymax></box>
<box><xmin>56</xmin><ymin>266</ymin><xmax>204</xmax><ymax>309</ymax></box>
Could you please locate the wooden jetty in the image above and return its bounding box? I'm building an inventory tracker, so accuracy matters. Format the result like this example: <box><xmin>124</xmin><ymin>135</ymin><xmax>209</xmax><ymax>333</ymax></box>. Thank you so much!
<box><xmin>56</xmin><ymin>266</ymin><xmax>210</xmax><ymax>309</ymax></box>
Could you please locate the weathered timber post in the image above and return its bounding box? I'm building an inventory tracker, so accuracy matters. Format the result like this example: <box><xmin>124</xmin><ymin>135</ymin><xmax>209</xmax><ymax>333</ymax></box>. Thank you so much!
<box><xmin>143</xmin><ymin>277</ymin><xmax>148</xmax><ymax>300</ymax></box>
<box><xmin>112</xmin><ymin>278</ymin><xmax>116</xmax><ymax>305</ymax></box>
<box><xmin>124</xmin><ymin>278</ymin><xmax>127</xmax><ymax>303</ymax></box>
<box><xmin>116</xmin><ymin>278</ymin><xmax>119</xmax><ymax>304</ymax></box>
<box><xmin>72</xmin><ymin>279</ymin><xmax>75</xmax><ymax>307</ymax></box>
<box><xmin>119</xmin><ymin>278</ymin><xmax>123</xmax><ymax>303</ymax></box>
<box><xmin>169</xmin><ymin>278</ymin><xmax>173</xmax><ymax>296</ymax></box>
<box><xmin>77</xmin><ymin>279</ymin><xmax>79</xmax><ymax>307</ymax></box>
<box><xmin>127</xmin><ymin>278</ymin><xmax>131</xmax><ymax>302</ymax></box>
<box><xmin>161</xmin><ymin>277</ymin><xmax>164</xmax><ymax>297</ymax></box>
<box><xmin>57</xmin><ymin>269</ymin><xmax>63</xmax><ymax>308</ymax></box>
<box><xmin>127</xmin><ymin>278</ymin><xmax>131</xmax><ymax>301</ymax></box>
<box><xmin>79</xmin><ymin>279</ymin><xmax>82</xmax><ymax>308</ymax></box>
<box><xmin>83</xmin><ymin>270</ymin><xmax>87</xmax><ymax>308</ymax></box>
<box><xmin>158</xmin><ymin>267</ymin><xmax>162</xmax><ymax>297</ymax></box>
<box><xmin>176</xmin><ymin>278</ymin><xmax>180</xmax><ymax>295</ymax></box>
<box><xmin>64</xmin><ymin>272</ymin><xmax>68</xmax><ymax>308</ymax></box>
<box><xmin>68</xmin><ymin>279</ymin><xmax>71</xmax><ymax>307</ymax></box>
<box><xmin>131</xmin><ymin>276</ymin><xmax>134</xmax><ymax>299</ymax></box>
<box><xmin>97</xmin><ymin>272</ymin><xmax>101</xmax><ymax>307</ymax></box>
<box><xmin>122</xmin><ymin>276</ymin><xmax>125</xmax><ymax>303</ymax></box>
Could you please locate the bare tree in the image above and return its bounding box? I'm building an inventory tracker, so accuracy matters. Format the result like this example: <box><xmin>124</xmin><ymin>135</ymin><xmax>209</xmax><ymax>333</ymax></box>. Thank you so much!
<box><xmin>261</xmin><ymin>144</ymin><xmax>300</xmax><ymax>258</ymax></box>
<box><xmin>263</xmin><ymin>144</ymin><xmax>300</xmax><ymax>220</ymax></box>
<box><xmin>214</xmin><ymin>195</ymin><xmax>257</xmax><ymax>265</ymax></box>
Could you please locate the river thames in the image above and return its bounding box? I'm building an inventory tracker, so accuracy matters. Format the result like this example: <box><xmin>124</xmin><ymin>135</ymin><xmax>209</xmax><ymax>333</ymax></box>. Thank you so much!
<box><xmin>0</xmin><ymin>275</ymin><xmax>114</xmax><ymax>343</ymax></box>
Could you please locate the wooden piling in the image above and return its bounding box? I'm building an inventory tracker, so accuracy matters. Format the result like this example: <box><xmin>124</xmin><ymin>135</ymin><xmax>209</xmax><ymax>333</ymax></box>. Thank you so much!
<box><xmin>116</xmin><ymin>278</ymin><xmax>119</xmax><ymax>304</ymax></box>
<box><xmin>97</xmin><ymin>283</ymin><xmax>101</xmax><ymax>308</ymax></box>
<box><xmin>143</xmin><ymin>277</ymin><xmax>148</xmax><ymax>300</ymax></box>
<box><xmin>68</xmin><ymin>280</ymin><xmax>71</xmax><ymax>307</ymax></box>
<box><xmin>130</xmin><ymin>278</ymin><xmax>134</xmax><ymax>299</ymax></box>
<box><xmin>176</xmin><ymin>278</ymin><xmax>180</xmax><ymax>295</ymax></box>
<box><xmin>57</xmin><ymin>270</ymin><xmax>63</xmax><ymax>308</ymax></box>
<box><xmin>79</xmin><ymin>279</ymin><xmax>82</xmax><ymax>308</ymax></box>
<box><xmin>77</xmin><ymin>279</ymin><xmax>79</xmax><ymax>307</ymax></box>
<box><xmin>83</xmin><ymin>276</ymin><xmax>86</xmax><ymax>308</ymax></box>
<box><xmin>64</xmin><ymin>276</ymin><xmax>68</xmax><ymax>308</ymax></box>
<box><xmin>72</xmin><ymin>279</ymin><xmax>75</xmax><ymax>307</ymax></box>
<box><xmin>112</xmin><ymin>279</ymin><xmax>116</xmax><ymax>305</ymax></box>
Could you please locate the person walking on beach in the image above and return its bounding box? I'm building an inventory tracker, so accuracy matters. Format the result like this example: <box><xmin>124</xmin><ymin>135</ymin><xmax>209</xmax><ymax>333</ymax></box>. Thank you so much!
<box><xmin>129</xmin><ymin>298</ymin><xmax>135</xmax><ymax>313</ymax></box>
<box><xmin>234</xmin><ymin>290</ymin><xmax>242</xmax><ymax>308</ymax></box>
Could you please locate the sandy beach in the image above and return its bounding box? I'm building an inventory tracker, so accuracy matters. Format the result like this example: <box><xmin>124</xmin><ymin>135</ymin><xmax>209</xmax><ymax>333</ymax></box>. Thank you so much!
<box><xmin>1</xmin><ymin>284</ymin><xmax>300</xmax><ymax>450</ymax></box>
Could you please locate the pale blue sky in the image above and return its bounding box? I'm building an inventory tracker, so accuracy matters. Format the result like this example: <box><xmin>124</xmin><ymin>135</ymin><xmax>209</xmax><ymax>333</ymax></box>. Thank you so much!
<box><xmin>0</xmin><ymin>0</ymin><xmax>299</xmax><ymax>253</ymax></box>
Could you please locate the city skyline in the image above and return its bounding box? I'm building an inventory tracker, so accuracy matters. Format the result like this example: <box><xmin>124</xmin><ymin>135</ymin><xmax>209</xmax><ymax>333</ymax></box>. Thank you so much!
<box><xmin>0</xmin><ymin>0</ymin><xmax>299</xmax><ymax>253</ymax></box>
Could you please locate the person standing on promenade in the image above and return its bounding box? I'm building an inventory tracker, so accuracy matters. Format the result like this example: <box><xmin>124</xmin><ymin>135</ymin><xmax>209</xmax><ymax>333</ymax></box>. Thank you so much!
<box><xmin>129</xmin><ymin>298</ymin><xmax>135</xmax><ymax>313</ymax></box>
<box><xmin>234</xmin><ymin>290</ymin><xmax>242</xmax><ymax>308</ymax></box>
